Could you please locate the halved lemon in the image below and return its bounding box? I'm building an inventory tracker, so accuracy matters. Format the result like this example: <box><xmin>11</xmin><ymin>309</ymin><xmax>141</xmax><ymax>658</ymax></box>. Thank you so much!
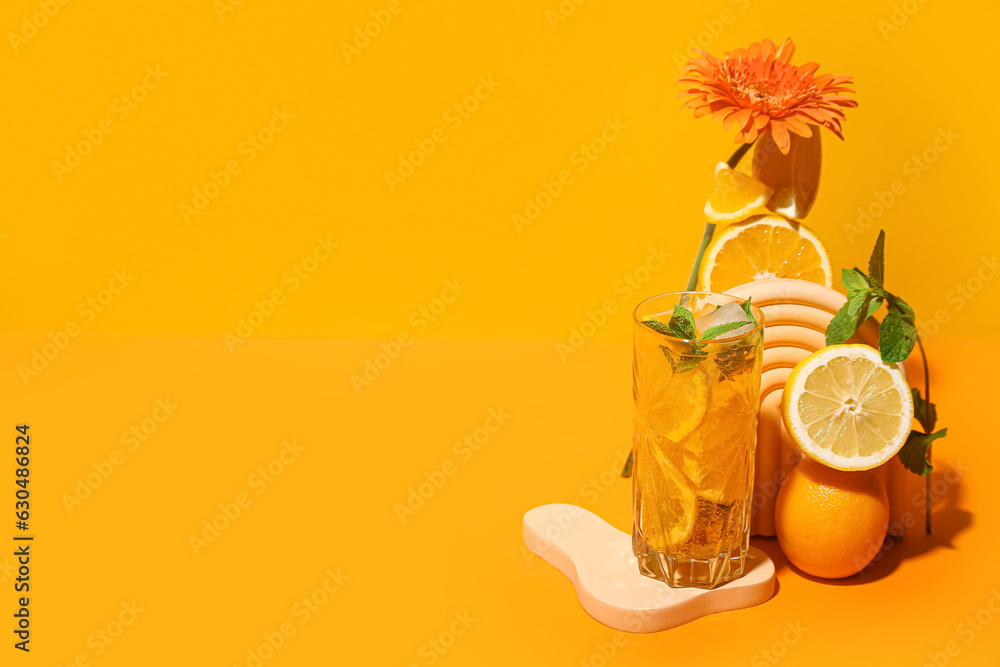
<box><xmin>698</xmin><ymin>214</ymin><xmax>832</xmax><ymax>293</ymax></box>
<box><xmin>782</xmin><ymin>345</ymin><xmax>914</xmax><ymax>471</ymax></box>
<box><xmin>704</xmin><ymin>161</ymin><xmax>773</xmax><ymax>222</ymax></box>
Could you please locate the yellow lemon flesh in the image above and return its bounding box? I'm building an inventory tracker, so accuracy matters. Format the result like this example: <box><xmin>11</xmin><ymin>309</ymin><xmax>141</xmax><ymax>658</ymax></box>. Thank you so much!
<box><xmin>782</xmin><ymin>344</ymin><xmax>914</xmax><ymax>471</ymax></box>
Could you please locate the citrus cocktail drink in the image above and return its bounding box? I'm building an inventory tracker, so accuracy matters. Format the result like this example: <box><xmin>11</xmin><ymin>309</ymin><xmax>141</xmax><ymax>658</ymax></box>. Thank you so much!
<box><xmin>632</xmin><ymin>292</ymin><xmax>763</xmax><ymax>588</ymax></box>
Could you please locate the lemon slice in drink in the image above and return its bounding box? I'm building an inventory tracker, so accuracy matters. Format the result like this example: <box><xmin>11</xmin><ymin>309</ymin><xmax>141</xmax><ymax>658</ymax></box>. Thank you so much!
<box><xmin>647</xmin><ymin>441</ymin><xmax>698</xmax><ymax>546</ymax></box>
<box><xmin>683</xmin><ymin>379</ymin><xmax>756</xmax><ymax>504</ymax></box>
<box><xmin>782</xmin><ymin>345</ymin><xmax>914</xmax><ymax>471</ymax></box>
<box><xmin>639</xmin><ymin>367</ymin><xmax>710</xmax><ymax>442</ymax></box>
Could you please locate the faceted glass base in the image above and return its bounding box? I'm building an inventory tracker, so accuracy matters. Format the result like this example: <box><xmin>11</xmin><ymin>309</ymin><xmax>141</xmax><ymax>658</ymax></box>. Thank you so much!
<box><xmin>633</xmin><ymin>530</ymin><xmax>747</xmax><ymax>589</ymax></box>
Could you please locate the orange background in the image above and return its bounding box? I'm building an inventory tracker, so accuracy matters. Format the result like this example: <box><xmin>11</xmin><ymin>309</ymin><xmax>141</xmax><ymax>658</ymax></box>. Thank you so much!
<box><xmin>1</xmin><ymin>0</ymin><xmax>997</xmax><ymax>665</ymax></box>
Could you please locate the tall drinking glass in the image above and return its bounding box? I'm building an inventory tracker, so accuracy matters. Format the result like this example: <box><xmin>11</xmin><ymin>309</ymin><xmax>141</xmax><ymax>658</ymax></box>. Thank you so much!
<box><xmin>632</xmin><ymin>292</ymin><xmax>764</xmax><ymax>589</ymax></box>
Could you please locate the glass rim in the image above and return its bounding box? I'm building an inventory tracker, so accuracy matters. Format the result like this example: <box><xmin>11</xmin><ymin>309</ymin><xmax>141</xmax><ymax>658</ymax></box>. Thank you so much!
<box><xmin>632</xmin><ymin>291</ymin><xmax>765</xmax><ymax>344</ymax></box>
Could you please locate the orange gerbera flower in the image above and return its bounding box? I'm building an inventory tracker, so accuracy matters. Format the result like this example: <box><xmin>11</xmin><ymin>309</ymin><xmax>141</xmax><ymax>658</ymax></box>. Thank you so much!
<box><xmin>679</xmin><ymin>38</ymin><xmax>857</xmax><ymax>153</ymax></box>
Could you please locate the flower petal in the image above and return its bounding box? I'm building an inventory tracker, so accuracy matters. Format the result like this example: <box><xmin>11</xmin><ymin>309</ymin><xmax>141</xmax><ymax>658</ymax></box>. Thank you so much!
<box><xmin>676</xmin><ymin>38</ymin><xmax>855</xmax><ymax>143</ymax></box>
<box><xmin>769</xmin><ymin>121</ymin><xmax>791</xmax><ymax>153</ymax></box>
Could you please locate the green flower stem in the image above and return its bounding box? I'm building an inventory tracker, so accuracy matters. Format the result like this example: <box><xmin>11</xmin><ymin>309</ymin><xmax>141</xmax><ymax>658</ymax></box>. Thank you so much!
<box><xmin>916</xmin><ymin>334</ymin><xmax>931</xmax><ymax>534</ymax></box>
<box><xmin>684</xmin><ymin>222</ymin><xmax>716</xmax><ymax>291</ymax></box>
<box><xmin>726</xmin><ymin>141</ymin><xmax>754</xmax><ymax>169</ymax></box>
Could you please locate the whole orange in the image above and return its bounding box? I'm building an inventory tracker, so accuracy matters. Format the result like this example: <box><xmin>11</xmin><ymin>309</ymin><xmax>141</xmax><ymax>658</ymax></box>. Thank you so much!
<box><xmin>774</xmin><ymin>458</ymin><xmax>890</xmax><ymax>579</ymax></box>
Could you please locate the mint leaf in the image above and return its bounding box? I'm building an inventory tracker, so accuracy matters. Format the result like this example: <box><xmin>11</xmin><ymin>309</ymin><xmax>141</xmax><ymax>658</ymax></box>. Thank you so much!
<box><xmin>864</xmin><ymin>296</ymin><xmax>884</xmax><ymax>322</ymax></box>
<box><xmin>890</xmin><ymin>295</ymin><xmax>916</xmax><ymax>324</ymax></box>
<box><xmin>701</xmin><ymin>320</ymin><xmax>751</xmax><ymax>341</ymax></box>
<box><xmin>620</xmin><ymin>451</ymin><xmax>633</xmax><ymax>477</ymax></box>
<box><xmin>912</xmin><ymin>388</ymin><xmax>938</xmax><ymax>431</ymax></box>
<box><xmin>826</xmin><ymin>290</ymin><xmax>873</xmax><ymax>345</ymax></box>
<box><xmin>846</xmin><ymin>289</ymin><xmax>872</xmax><ymax>322</ymax></box>
<box><xmin>662</xmin><ymin>346</ymin><xmax>704</xmax><ymax>373</ymax></box>
<box><xmin>898</xmin><ymin>428</ymin><xmax>947</xmax><ymax>476</ymax></box>
<box><xmin>641</xmin><ymin>318</ymin><xmax>672</xmax><ymax>335</ymax></box>
<box><xmin>841</xmin><ymin>268</ymin><xmax>870</xmax><ymax>292</ymax></box>
<box><xmin>868</xmin><ymin>229</ymin><xmax>886</xmax><ymax>288</ymax></box>
<box><xmin>879</xmin><ymin>307</ymin><xmax>918</xmax><ymax>363</ymax></box>
<box><xmin>826</xmin><ymin>304</ymin><xmax>857</xmax><ymax>345</ymax></box>
<box><xmin>741</xmin><ymin>297</ymin><xmax>756</xmax><ymax>325</ymax></box>
<box><xmin>667</xmin><ymin>305</ymin><xmax>697</xmax><ymax>340</ymax></box>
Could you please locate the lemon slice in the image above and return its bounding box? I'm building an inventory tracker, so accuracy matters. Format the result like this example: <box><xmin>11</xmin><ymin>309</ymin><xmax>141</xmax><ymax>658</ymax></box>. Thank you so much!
<box><xmin>638</xmin><ymin>368</ymin><xmax>709</xmax><ymax>442</ymax></box>
<box><xmin>704</xmin><ymin>161</ymin><xmax>773</xmax><ymax>223</ymax></box>
<box><xmin>782</xmin><ymin>345</ymin><xmax>914</xmax><ymax>471</ymax></box>
<box><xmin>698</xmin><ymin>214</ymin><xmax>832</xmax><ymax>293</ymax></box>
<box><xmin>682</xmin><ymin>379</ymin><xmax>756</xmax><ymax>504</ymax></box>
<box><xmin>646</xmin><ymin>440</ymin><xmax>698</xmax><ymax>545</ymax></box>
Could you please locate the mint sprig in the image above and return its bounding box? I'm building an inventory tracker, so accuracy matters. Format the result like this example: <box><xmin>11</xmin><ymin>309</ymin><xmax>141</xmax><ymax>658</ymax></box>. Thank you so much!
<box><xmin>667</xmin><ymin>305</ymin><xmax>697</xmax><ymax>339</ymax></box>
<box><xmin>825</xmin><ymin>230</ymin><xmax>916</xmax><ymax>364</ymax></box>
<box><xmin>825</xmin><ymin>229</ymin><xmax>949</xmax><ymax>532</ymax></box>
<box><xmin>641</xmin><ymin>302</ymin><xmax>752</xmax><ymax>374</ymax></box>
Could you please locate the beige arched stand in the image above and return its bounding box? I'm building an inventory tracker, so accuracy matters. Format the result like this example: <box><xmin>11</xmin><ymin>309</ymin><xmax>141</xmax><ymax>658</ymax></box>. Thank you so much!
<box><xmin>724</xmin><ymin>279</ymin><xmax>923</xmax><ymax>537</ymax></box>
<box><xmin>522</xmin><ymin>504</ymin><xmax>775</xmax><ymax>633</ymax></box>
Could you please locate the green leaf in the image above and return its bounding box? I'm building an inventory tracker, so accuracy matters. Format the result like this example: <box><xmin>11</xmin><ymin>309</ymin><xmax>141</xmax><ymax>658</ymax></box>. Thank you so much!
<box><xmin>879</xmin><ymin>307</ymin><xmax>918</xmax><ymax>363</ymax></box>
<box><xmin>662</xmin><ymin>346</ymin><xmax>704</xmax><ymax>373</ymax></box>
<box><xmin>846</xmin><ymin>289</ymin><xmax>872</xmax><ymax>322</ymax></box>
<box><xmin>741</xmin><ymin>297</ymin><xmax>756</xmax><ymax>325</ymax></box>
<box><xmin>620</xmin><ymin>451</ymin><xmax>633</xmax><ymax>477</ymax></box>
<box><xmin>826</xmin><ymin>290</ymin><xmax>872</xmax><ymax>345</ymax></box>
<box><xmin>898</xmin><ymin>428</ymin><xmax>947</xmax><ymax>476</ymax></box>
<box><xmin>841</xmin><ymin>268</ymin><xmax>871</xmax><ymax>292</ymax></box>
<box><xmin>640</xmin><ymin>318</ymin><xmax>672</xmax><ymax>335</ymax></box>
<box><xmin>868</xmin><ymin>229</ymin><xmax>886</xmax><ymax>288</ymax></box>
<box><xmin>890</xmin><ymin>294</ymin><xmax>916</xmax><ymax>324</ymax></box>
<box><xmin>826</xmin><ymin>304</ymin><xmax>857</xmax><ymax>346</ymax></box>
<box><xmin>864</xmin><ymin>296</ymin><xmax>884</xmax><ymax>322</ymax></box>
<box><xmin>911</xmin><ymin>388</ymin><xmax>938</xmax><ymax>432</ymax></box>
<box><xmin>667</xmin><ymin>305</ymin><xmax>697</xmax><ymax>339</ymax></box>
<box><xmin>701</xmin><ymin>320</ymin><xmax>751</xmax><ymax>341</ymax></box>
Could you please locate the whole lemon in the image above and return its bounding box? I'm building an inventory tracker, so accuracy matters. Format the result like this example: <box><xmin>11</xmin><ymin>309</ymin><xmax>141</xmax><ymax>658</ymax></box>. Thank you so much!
<box><xmin>775</xmin><ymin>458</ymin><xmax>890</xmax><ymax>579</ymax></box>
